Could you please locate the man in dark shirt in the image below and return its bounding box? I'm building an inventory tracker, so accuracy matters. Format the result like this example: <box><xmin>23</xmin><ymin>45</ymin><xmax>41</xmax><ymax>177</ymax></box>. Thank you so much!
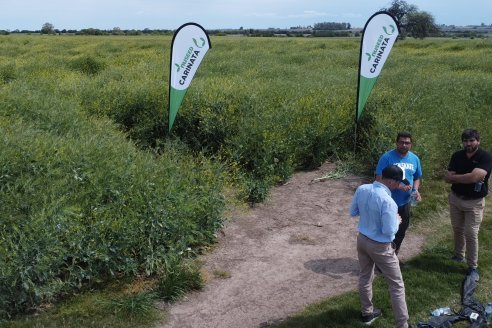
<box><xmin>445</xmin><ymin>128</ymin><xmax>492</xmax><ymax>275</ymax></box>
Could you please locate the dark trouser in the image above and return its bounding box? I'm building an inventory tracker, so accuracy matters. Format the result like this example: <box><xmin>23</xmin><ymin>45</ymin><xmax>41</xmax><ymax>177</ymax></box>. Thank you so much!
<box><xmin>394</xmin><ymin>202</ymin><xmax>411</xmax><ymax>255</ymax></box>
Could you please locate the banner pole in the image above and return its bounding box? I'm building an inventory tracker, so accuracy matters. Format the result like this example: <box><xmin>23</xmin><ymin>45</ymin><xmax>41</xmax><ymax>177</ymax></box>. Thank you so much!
<box><xmin>353</xmin><ymin>122</ymin><xmax>358</xmax><ymax>153</ymax></box>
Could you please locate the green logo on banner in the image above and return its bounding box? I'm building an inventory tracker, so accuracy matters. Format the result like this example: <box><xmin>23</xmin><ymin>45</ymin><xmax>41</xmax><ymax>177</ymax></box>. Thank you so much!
<box><xmin>193</xmin><ymin>37</ymin><xmax>206</xmax><ymax>48</ymax></box>
<box><xmin>169</xmin><ymin>23</ymin><xmax>211</xmax><ymax>132</ymax></box>
<box><xmin>356</xmin><ymin>13</ymin><xmax>399</xmax><ymax>122</ymax></box>
<box><xmin>383</xmin><ymin>24</ymin><xmax>396</xmax><ymax>35</ymax></box>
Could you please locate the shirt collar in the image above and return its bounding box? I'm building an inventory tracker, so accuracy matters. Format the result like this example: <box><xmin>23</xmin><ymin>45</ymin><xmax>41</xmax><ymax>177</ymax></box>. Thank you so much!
<box><xmin>394</xmin><ymin>149</ymin><xmax>410</xmax><ymax>159</ymax></box>
<box><xmin>373</xmin><ymin>180</ymin><xmax>391</xmax><ymax>196</ymax></box>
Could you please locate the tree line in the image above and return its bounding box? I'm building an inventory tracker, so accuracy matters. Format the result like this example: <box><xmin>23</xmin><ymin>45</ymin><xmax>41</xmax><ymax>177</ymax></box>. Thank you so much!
<box><xmin>1</xmin><ymin>1</ymin><xmax>490</xmax><ymax>39</ymax></box>
<box><xmin>313</xmin><ymin>22</ymin><xmax>351</xmax><ymax>30</ymax></box>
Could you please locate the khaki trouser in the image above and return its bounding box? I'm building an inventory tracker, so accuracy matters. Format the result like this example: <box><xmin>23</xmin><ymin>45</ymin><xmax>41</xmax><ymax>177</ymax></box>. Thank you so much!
<box><xmin>449</xmin><ymin>192</ymin><xmax>485</xmax><ymax>269</ymax></box>
<box><xmin>357</xmin><ymin>233</ymin><xmax>409</xmax><ymax>328</ymax></box>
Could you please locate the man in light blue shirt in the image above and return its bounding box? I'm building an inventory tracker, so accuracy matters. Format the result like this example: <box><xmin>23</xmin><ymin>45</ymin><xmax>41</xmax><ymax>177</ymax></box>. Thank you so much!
<box><xmin>350</xmin><ymin>165</ymin><xmax>410</xmax><ymax>328</ymax></box>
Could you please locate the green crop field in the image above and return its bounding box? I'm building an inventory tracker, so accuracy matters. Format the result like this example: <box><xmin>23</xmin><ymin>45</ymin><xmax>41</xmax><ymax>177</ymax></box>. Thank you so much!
<box><xmin>0</xmin><ymin>34</ymin><xmax>491</xmax><ymax>325</ymax></box>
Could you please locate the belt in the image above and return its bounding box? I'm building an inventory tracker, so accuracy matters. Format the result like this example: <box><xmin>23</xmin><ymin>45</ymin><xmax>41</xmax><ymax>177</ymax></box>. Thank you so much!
<box><xmin>360</xmin><ymin>233</ymin><xmax>392</xmax><ymax>245</ymax></box>
<box><xmin>453</xmin><ymin>192</ymin><xmax>482</xmax><ymax>201</ymax></box>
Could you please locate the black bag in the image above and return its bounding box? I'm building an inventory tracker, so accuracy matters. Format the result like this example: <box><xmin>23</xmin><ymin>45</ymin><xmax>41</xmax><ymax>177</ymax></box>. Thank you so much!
<box><xmin>417</xmin><ymin>270</ymin><xmax>486</xmax><ymax>328</ymax></box>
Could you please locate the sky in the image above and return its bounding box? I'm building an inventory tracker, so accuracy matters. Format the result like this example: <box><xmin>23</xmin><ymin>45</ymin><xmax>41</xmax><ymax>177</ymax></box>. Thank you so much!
<box><xmin>1</xmin><ymin>0</ymin><xmax>491</xmax><ymax>31</ymax></box>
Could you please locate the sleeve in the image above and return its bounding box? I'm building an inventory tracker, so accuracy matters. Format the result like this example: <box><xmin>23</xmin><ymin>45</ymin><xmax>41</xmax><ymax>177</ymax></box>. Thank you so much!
<box><xmin>349</xmin><ymin>188</ymin><xmax>360</xmax><ymax>217</ymax></box>
<box><xmin>414</xmin><ymin>156</ymin><xmax>423</xmax><ymax>179</ymax></box>
<box><xmin>380</xmin><ymin>200</ymin><xmax>399</xmax><ymax>237</ymax></box>
<box><xmin>448</xmin><ymin>152</ymin><xmax>458</xmax><ymax>171</ymax></box>
<box><xmin>478</xmin><ymin>152</ymin><xmax>492</xmax><ymax>172</ymax></box>
<box><xmin>375</xmin><ymin>153</ymin><xmax>389</xmax><ymax>176</ymax></box>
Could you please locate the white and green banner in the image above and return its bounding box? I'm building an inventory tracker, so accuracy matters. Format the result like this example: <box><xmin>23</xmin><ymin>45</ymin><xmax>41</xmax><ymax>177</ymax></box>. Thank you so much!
<box><xmin>356</xmin><ymin>12</ymin><xmax>399</xmax><ymax>121</ymax></box>
<box><xmin>169</xmin><ymin>22</ymin><xmax>211</xmax><ymax>132</ymax></box>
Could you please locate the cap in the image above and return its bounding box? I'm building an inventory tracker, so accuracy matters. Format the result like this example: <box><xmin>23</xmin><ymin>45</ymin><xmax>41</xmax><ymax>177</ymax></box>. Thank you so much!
<box><xmin>382</xmin><ymin>165</ymin><xmax>403</xmax><ymax>182</ymax></box>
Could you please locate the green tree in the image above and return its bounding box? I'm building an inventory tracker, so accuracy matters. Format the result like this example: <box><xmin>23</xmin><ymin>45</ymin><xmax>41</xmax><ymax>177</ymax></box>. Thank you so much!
<box><xmin>41</xmin><ymin>22</ymin><xmax>55</xmax><ymax>34</ymax></box>
<box><xmin>382</xmin><ymin>0</ymin><xmax>417</xmax><ymax>22</ymax></box>
<box><xmin>112</xmin><ymin>27</ymin><xmax>123</xmax><ymax>35</ymax></box>
<box><xmin>406</xmin><ymin>11</ymin><xmax>439</xmax><ymax>38</ymax></box>
<box><xmin>382</xmin><ymin>0</ymin><xmax>438</xmax><ymax>39</ymax></box>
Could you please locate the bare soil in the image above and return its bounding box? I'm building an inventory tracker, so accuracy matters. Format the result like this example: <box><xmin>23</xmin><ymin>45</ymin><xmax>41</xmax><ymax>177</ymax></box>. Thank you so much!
<box><xmin>158</xmin><ymin>162</ymin><xmax>425</xmax><ymax>328</ymax></box>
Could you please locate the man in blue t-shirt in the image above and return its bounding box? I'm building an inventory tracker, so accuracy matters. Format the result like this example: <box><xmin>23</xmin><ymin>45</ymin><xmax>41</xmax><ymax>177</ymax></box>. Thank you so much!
<box><xmin>375</xmin><ymin>132</ymin><xmax>423</xmax><ymax>265</ymax></box>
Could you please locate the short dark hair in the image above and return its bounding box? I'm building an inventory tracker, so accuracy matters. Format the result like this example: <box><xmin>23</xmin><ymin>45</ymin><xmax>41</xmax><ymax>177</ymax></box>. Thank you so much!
<box><xmin>396</xmin><ymin>132</ymin><xmax>412</xmax><ymax>142</ymax></box>
<box><xmin>461</xmin><ymin>128</ymin><xmax>480</xmax><ymax>141</ymax></box>
<box><xmin>382</xmin><ymin>165</ymin><xmax>403</xmax><ymax>182</ymax></box>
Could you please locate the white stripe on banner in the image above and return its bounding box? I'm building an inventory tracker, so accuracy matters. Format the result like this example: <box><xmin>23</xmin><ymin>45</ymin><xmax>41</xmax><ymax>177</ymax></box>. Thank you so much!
<box><xmin>356</xmin><ymin>12</ymin><xmax>399</xmax><ymax>121</ymax></box>
<box><xmin>169</xmin><ymin>22</ymin><xmax>211</xmax><ymax>132</ymax></box>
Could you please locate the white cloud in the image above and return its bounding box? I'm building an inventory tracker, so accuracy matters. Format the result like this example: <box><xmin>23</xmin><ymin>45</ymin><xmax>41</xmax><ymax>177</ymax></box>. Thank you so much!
<box><xmin>287</xmin><ymin>10</ymin><xmax>332</xmax><ymax>18</ymax></box>
<box><xmin>247</xmin><ymin>12</ymin><xmax>278</xmax><ymax>18</ymax></box>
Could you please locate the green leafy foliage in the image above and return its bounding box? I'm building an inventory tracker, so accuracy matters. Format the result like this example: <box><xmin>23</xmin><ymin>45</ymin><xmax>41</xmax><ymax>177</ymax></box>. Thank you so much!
<box><xmin>0</xmin><ymin>35</ymin><xmax>491</xmax><ymax>322</ymax></box>
<box><xmin>0</xmin><ymin>35</ymin><xmax>224</xmax><ymax>318</ymax></box>
<box><xmin>156</xmin><ymin>257</ymin><xmax>204</xmax><ymax>302</ymax></box>
<box><xmin>0</xmin><ymin>282</ymin><xmax>162</xmax><ymax>328</ymax></box>
<box><xmin>70</xmin><ymin>56</ymin><xmax>106</xmax><ymax>75</ymax></box>
<box><xmin>100</xmin><ymin>291</ymin><xmax>157</xmax><ymax>319</ymax></box>
<box><xmin>0</xmin><ymin>62</ymin><xmax>16</xmax><ymax>83</ymax></box>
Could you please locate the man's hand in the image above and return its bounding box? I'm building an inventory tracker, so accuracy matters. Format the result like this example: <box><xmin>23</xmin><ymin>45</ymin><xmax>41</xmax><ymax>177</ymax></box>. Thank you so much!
<box><xmin>445</xmin><ymin>171</ymin><xmax>456</xmax><ymax>184</ymax></box>
<box><xmin>397</xmin><ymin>214</ymin><xmax>402</xmax><ymax>224</ymax></box>
<box><xmin>399</xmin><ymin>184</ymin><xmax>412</xmax><ymax>192</ymax></box>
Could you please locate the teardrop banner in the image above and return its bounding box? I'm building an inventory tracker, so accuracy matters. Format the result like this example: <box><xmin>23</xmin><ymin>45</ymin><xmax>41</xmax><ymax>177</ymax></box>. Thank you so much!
<box><xmin>356</xmin><ymin>12</ymin><xmax>399</xmax><ymax>122</ymax></box>
<box><xmin>168</xmin><ymin>22</ymin><xmax>211</xmax><ymax>132</ymax></box>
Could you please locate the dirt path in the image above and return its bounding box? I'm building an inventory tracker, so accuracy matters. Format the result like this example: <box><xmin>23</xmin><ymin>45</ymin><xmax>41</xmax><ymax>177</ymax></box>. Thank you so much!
<box><xmin>158</xmin><ymin>162</ymin><xmax>425</xmax><ymax>328</ymax></box>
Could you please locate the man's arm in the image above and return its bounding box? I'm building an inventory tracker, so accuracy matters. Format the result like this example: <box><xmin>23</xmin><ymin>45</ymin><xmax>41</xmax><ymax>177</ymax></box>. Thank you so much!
<box><xmin>445</xmin><ymin>168</ymin><xmax>487</xmax><ymax>184</ymax></box>
<box><xmin>349</xmin><ymin>188</ymin><xmax>360</xmax><ymax>217</ymax></box>
<box><xmin>375</xmin><ymin>154</ymin><xmax>388</xmax><ymax>182</ymax></box>
<box><xmin>376</xmin><ymin>174</ymin><xmax>412</xmax><ymax>192</ymax></box>
<box><xmin>413</xmin><ymin>178</ymin><xmax>422</xmax><ymax>201</ymax></box>
<box><xmin>381</xmin><ymin>201</ymin><xmax>400</xmax><ymax>237</ymax></box>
